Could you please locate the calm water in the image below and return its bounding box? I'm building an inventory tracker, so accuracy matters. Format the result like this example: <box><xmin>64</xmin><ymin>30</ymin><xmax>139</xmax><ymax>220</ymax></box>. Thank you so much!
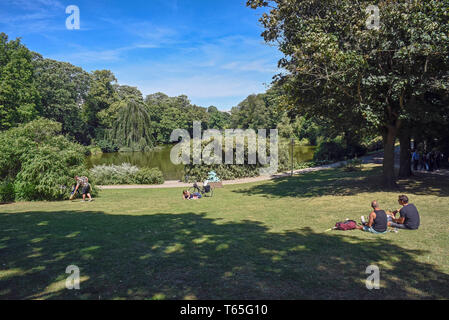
<box><xmin>86</xmin><ymin>144</ymin><xmax>316</xmax><ymax>180</ymax></box>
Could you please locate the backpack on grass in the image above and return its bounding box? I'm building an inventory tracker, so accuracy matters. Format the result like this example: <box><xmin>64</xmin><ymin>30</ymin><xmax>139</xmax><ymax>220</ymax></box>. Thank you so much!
<box><xmin>335</xmin><ymin>220</ymin><xmax>357</xmax><ymax>231</ymax></box>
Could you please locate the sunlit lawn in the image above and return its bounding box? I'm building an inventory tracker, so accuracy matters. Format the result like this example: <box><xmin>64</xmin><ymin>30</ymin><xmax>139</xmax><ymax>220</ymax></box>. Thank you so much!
<box><xmin>1</xmin><ymin>164</ymin><xmax>448</xmax><ymax>299</ymax></box>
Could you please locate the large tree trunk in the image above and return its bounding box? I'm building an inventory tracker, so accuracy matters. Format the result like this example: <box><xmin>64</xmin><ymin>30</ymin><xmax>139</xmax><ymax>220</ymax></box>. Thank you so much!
<box><xmin>399</xmin><ymin>131</ymin><xmax>412</xmax><ymax>178</ymax></box>
<box><xmin>383</xmin><ymin>125</ymin><xmax>398</xmax><ymax>188</ymax></box>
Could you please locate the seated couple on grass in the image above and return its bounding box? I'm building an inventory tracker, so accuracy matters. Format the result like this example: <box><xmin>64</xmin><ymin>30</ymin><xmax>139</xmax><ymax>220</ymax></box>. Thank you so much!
<box><xmin>357</xmin><ymin>195</ymin><xmax>420</xmax><ymax>234</ymax></box>
<box><xmin>182</xmin><ymin>190</ymin><xmax>202</xmax><ymax>200</ymax></box>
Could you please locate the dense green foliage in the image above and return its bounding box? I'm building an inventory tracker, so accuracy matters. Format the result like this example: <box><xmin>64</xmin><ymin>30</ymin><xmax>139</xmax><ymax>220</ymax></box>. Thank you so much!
<box><xmin>0</xmin><ymin>33</ymin><xmax>39</xmax><ymax>130</ymax></box>
<box><xmin>0</xmin><ymin>179</ymin><xmax>15</xmax><ymax>203</ymax></box>
<box><xmin>133</xmin><ymin>167</ymin><xmax>165</xmax><ymax>185</ymax></box>
<box><xmin>0</xmin><ymin>118</ymin><xmax>89</xmax><ymax>201</ymax></box>
<box><xmin>145</xmin><ymin>93</ymin><xmax>231</xmax><ymax>145</ymax></box>
<box><xmin>2</xmin><ymin>8</ymin><xmax>448</xmax><ymax>194</ymax></box>
<box><xmin>248</xmin><ymin>0</ymin><xmax>449</xmax><ymax>186</ymax></box>
<box><xmin>111</xmin><ymin>99</ymin><xmax>154</xmax><ymax>151</ymax></box>
<box><xmin>33</xmin><ymin>56</ymin><xmax>91</xmax><ymax>143</ymax></box>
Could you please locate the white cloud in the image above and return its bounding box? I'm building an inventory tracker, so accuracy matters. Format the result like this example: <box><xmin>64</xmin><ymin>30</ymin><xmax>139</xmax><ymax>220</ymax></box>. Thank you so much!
<box><xmin>0</xmin><ymin>0</ymin><xmax>66</xmax><ymax>33</ymax></box>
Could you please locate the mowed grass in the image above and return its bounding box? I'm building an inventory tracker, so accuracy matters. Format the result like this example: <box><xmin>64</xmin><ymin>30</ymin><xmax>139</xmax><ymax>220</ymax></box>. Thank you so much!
<box><xmin>1</xmin><ymin>164</ymin><xmax>448</xmax><ymax>300</ymax></box>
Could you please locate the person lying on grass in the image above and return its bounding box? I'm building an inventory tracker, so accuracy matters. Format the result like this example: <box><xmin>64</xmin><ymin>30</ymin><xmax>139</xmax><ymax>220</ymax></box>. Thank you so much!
<box><xmin>387</xmin><ymin>195</ymin><xmax>420</xmax><ymax>230</ymax></box>
<box><xmin>356</xmin><ymin>200</ymin><xmax>388</xmax><ymax>234</ymax></box>
<box><xmin>182</xmin><ymin>190</ymin><xmax>202</xmax><ymax>200</ymax></box>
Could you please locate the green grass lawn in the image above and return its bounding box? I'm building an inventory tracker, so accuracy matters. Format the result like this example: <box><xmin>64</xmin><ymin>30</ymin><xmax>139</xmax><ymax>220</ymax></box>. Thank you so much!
<box><xmin>1</xmin><ymin>164</ymin><xmax>448</xmax><ymax>300</ymax></box>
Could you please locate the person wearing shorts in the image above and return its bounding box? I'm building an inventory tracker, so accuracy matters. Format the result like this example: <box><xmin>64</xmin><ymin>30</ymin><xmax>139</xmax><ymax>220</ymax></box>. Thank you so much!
<box><xmin>356</xmin><ymin>200</ymin><xmax>388</xmax><ymax>234</ymax></box>
<box><xmin>74</xmin><ymin>176</ymin><xmax>92</xmax><ymax>202</ymax></box>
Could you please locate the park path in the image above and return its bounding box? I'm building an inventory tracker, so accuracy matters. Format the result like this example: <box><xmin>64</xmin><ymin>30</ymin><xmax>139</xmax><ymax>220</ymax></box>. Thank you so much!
<box><xmin>98</xmin><ymin>161</ymin><xmax>346</xmax><ymax>190</ymax></box>
<box><xmin>98</xmin><ymin>148</ymin><xmax>448</xmax><ymax>190</ymax></box>
<box><xmin>99</xmin><ymin>157</ymin><xmax>361</xmax><ymax>190</ymax></box>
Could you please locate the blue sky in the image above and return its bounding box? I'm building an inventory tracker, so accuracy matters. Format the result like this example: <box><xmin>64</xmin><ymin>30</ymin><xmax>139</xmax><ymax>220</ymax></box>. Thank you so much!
<box><xmin>0</xmin><ymin>0</ymin><xmax>282</xmax><ymax>110</ymax></box>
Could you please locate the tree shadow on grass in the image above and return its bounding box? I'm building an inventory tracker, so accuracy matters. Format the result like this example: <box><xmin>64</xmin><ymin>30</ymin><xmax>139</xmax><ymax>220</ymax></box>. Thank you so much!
<box><xmin>233</xmin><ymin>166</ymin><xmax>449</xmax><ymax>198</ymax></box>
<box><xmin>0</xmin><ymin>210</ymin><xmax>448</xmax><ymax>300</ymax></box>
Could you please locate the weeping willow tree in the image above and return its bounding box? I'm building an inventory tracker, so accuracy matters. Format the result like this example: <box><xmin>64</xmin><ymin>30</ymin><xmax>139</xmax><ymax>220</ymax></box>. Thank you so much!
<box><xmin>111</xmin><ymin>99</ymin><xmax>154</xmax><ymax>151</ymax></box>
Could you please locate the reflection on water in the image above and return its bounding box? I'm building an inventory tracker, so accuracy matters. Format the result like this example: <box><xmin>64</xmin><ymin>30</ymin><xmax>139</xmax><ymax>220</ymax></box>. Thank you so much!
<box><xmin>86</xmin><ymin>144</ymin><xmax>316</xmax><ymax>181</ymax></box>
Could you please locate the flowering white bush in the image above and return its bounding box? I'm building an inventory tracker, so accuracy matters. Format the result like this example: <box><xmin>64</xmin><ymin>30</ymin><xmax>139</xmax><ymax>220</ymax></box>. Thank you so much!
<box><xmin>89</xmin><ymin>163</ymin><xmax>139</xmax><ymax>185</ymax></box>
<box><xmin>89</xmin><ymin>163</ymin><xmax>164</xmax><ymax>185</ymax></box>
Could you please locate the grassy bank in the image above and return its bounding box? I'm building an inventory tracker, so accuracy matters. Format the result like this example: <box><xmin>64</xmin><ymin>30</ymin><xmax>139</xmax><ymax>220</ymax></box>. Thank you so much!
<box><xmin>1</xmin><ymin>164</ymin><xmax>448</xmax><ymax>299</ymax></box>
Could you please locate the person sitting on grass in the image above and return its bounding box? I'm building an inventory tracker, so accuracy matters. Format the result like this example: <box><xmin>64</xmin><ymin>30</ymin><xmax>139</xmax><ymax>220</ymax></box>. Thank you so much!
<box><xmin>356</xmin><ymin>200</ymin><xmax>388</xmax><ymax>234</ymax></box>
<box><xmin>388</xmin><ymin>195</ymin><xmax>420</xmax><ymax>230</ymax></box>
<box><xmin>182</xmin><ymin>190</ymin><xmax>202</xmax><ymax>200</ymax></box>
<box><xmin>73</xmin><ymin>176</ymin><xmax>93</xmax><ymax>202</ymax></box>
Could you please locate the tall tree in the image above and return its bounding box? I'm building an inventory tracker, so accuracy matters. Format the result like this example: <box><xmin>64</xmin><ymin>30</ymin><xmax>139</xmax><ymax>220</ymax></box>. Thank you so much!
<box><xmin>33</xmin><ymin>56</ymin><xmax>91</xmax><ymax>143</ymax></box>
<box><xmin>97</xmin><ymin>84</ymin><xmax>144</xmax><ymax>129</ymax></box>
<box><xmin>111</xmin><ymin>99</ymin><xmax>153</xmax><ymax>151</ymax></box>
<box><xmin>248</xmin><ymin>0</ymin><xmax>449</xmax><ymax>187</ymax></box>
<box><xmin>207</xmin><ymin>106</ymin><xmax>231</xmax><ymax>130</ymax></box>
<box><xmin>0</xmin><ymin>33</ymin><xmax>40</xmax><ymax>130</ymax></box>
<box><xmin>82</xmin><ymin>70</ymin><xmax>117</xmax><ymax>141</ymax></box>
<box><xmin>231</xmin><ymin>94</ymin><xmax>271</xmax><ymax>130</ymax></box>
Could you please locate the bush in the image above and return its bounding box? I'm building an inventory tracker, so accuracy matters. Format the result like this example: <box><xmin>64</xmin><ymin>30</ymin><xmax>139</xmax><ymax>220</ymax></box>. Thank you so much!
<box><xmin>183</xmin><ymin>163</ymin><xmax>260</xmax><ymax>182</ymax></box>
<box><xmin>182</xmin><ymin>136</ymin><xmax>292</xmax><ymax>182</ymax></box>
<box><xmin>133</xmin><ymin>168</ymin><xmax>164</xmax><ymax>185</ymax></box>
<box><xmin>313</xmin><ymin>140</ymin><xmax>347</xmax><ymax>162</ymax></box>
<box><xmin>343</xmin><ymin>158</ymin><xmax>363</xmax><ymax>172</ymax></box>
<box><xmin>0</xmin><ymin>119</ymin><xmax>91</xmax><ymax>201</ymax></box>
<box><xmin>293</xmin><ymin>160</ymin><xmax>330</xmax><ymax>170</ymax></box>
<box><xmin>96</xmin><ymin>139</ymin><xmax>119</xmax><ymax>153</ymax></box>
<box><xmin>346</xmin><ymin>144</ymin><xmax>368</xmax><ymax>159</ymax></box>
<box><xmin>89</xmin><ymin>163</ymin><xmax>138</xmax><ymax>185</ymax></box>
<box><xmin>0</xmin><ymin>180</ymin><xmax>15</xmax><ymax>203</ymax></box>
<box><xmin>89</xmin><ymin>164</ymin><xmax>164</xmax><ymax>185</ymax></box>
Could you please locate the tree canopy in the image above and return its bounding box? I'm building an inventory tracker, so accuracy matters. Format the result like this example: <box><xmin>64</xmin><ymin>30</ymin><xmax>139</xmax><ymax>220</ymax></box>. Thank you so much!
<box><xmin>248</xmin><ymin>0</ymin><xmax>449</xmax><ymax>186</ymax></box>
<box><xmin>0</xmin><ymin>33</ymin><xmax>40</xmax><ymax>130</ymax></box>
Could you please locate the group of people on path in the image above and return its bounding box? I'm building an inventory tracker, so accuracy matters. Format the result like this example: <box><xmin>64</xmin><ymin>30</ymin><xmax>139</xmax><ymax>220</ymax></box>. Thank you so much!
<box><xmin>412</xmin><ymin>150</ymin><xmax>445</xmax><ymax>172</ymax></box>
<box><xmin>357</xmin><ymin>195</ymin><xmax>420</xmax><ymax>234</ymax></box>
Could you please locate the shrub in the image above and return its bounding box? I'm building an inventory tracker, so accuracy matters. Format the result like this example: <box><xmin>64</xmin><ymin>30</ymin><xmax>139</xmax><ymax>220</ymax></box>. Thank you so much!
<box><xmin>89</xmin><ymin>163</ymin><xmax>138</xmax><ymax>185</ymax></box>
<box><xmin>293</xmin><ymin>160</ymin><xmax>330</xmax><ymax>170</ymax></box>
<box><xmin>182</xmin><ymin>135</ymin><xmax>292</xmax><ymax>182</ymax></box>
<box><xmin>183</xmin><ymin>163</ymin><xmax>260</xmax><ymax>182</ymax></box>
<box><xmin>343</xmin><ymin>158</ymin><xmax>363</xmax><ymax>172</ymax></box>
<box><xmin>133</xmin><ymin>168</ymin><xmax>164</xmax><ymax>185</ymax></box>
<box><xmin>346</xmin><ymin>144</ymin><xmax>368</xmax><ymax>159</ymax></box>
<box><xmin>0</xmin><ymin>119</ymin><xmax>91</xmax><ymax>201</ymax></box>
<box><xmin>89</xmin><ymin>164</ymin><xmax>164</xmax><ymax>185</ymax></box>
<box><xmin>0</xmin><ymin>180</ymin><xmax>15</xmax><ymax>203</ymax></box>
<box><xmin>314</xmin><ymin>140</ymin><xmax>347</xmax><ymax>162</ymax></box>
<box><xmin>96</xmin><ymin>139</ymin><xmax>119</xmax><ymax>153</ymax></box>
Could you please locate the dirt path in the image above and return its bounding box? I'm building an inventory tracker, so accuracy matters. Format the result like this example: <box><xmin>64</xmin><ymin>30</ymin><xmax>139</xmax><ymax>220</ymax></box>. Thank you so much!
<box><xmin>98</xmin><ymin>148</ymin><xmax>448</xmax><ymax>190</ymax></box>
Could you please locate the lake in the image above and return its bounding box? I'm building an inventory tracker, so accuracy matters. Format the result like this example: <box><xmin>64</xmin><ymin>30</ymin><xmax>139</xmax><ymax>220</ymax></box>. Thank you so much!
<box><xmin>86</xmin><ymin>144</ymin><xmax>316</xmax><ymax>181</ymax></box>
